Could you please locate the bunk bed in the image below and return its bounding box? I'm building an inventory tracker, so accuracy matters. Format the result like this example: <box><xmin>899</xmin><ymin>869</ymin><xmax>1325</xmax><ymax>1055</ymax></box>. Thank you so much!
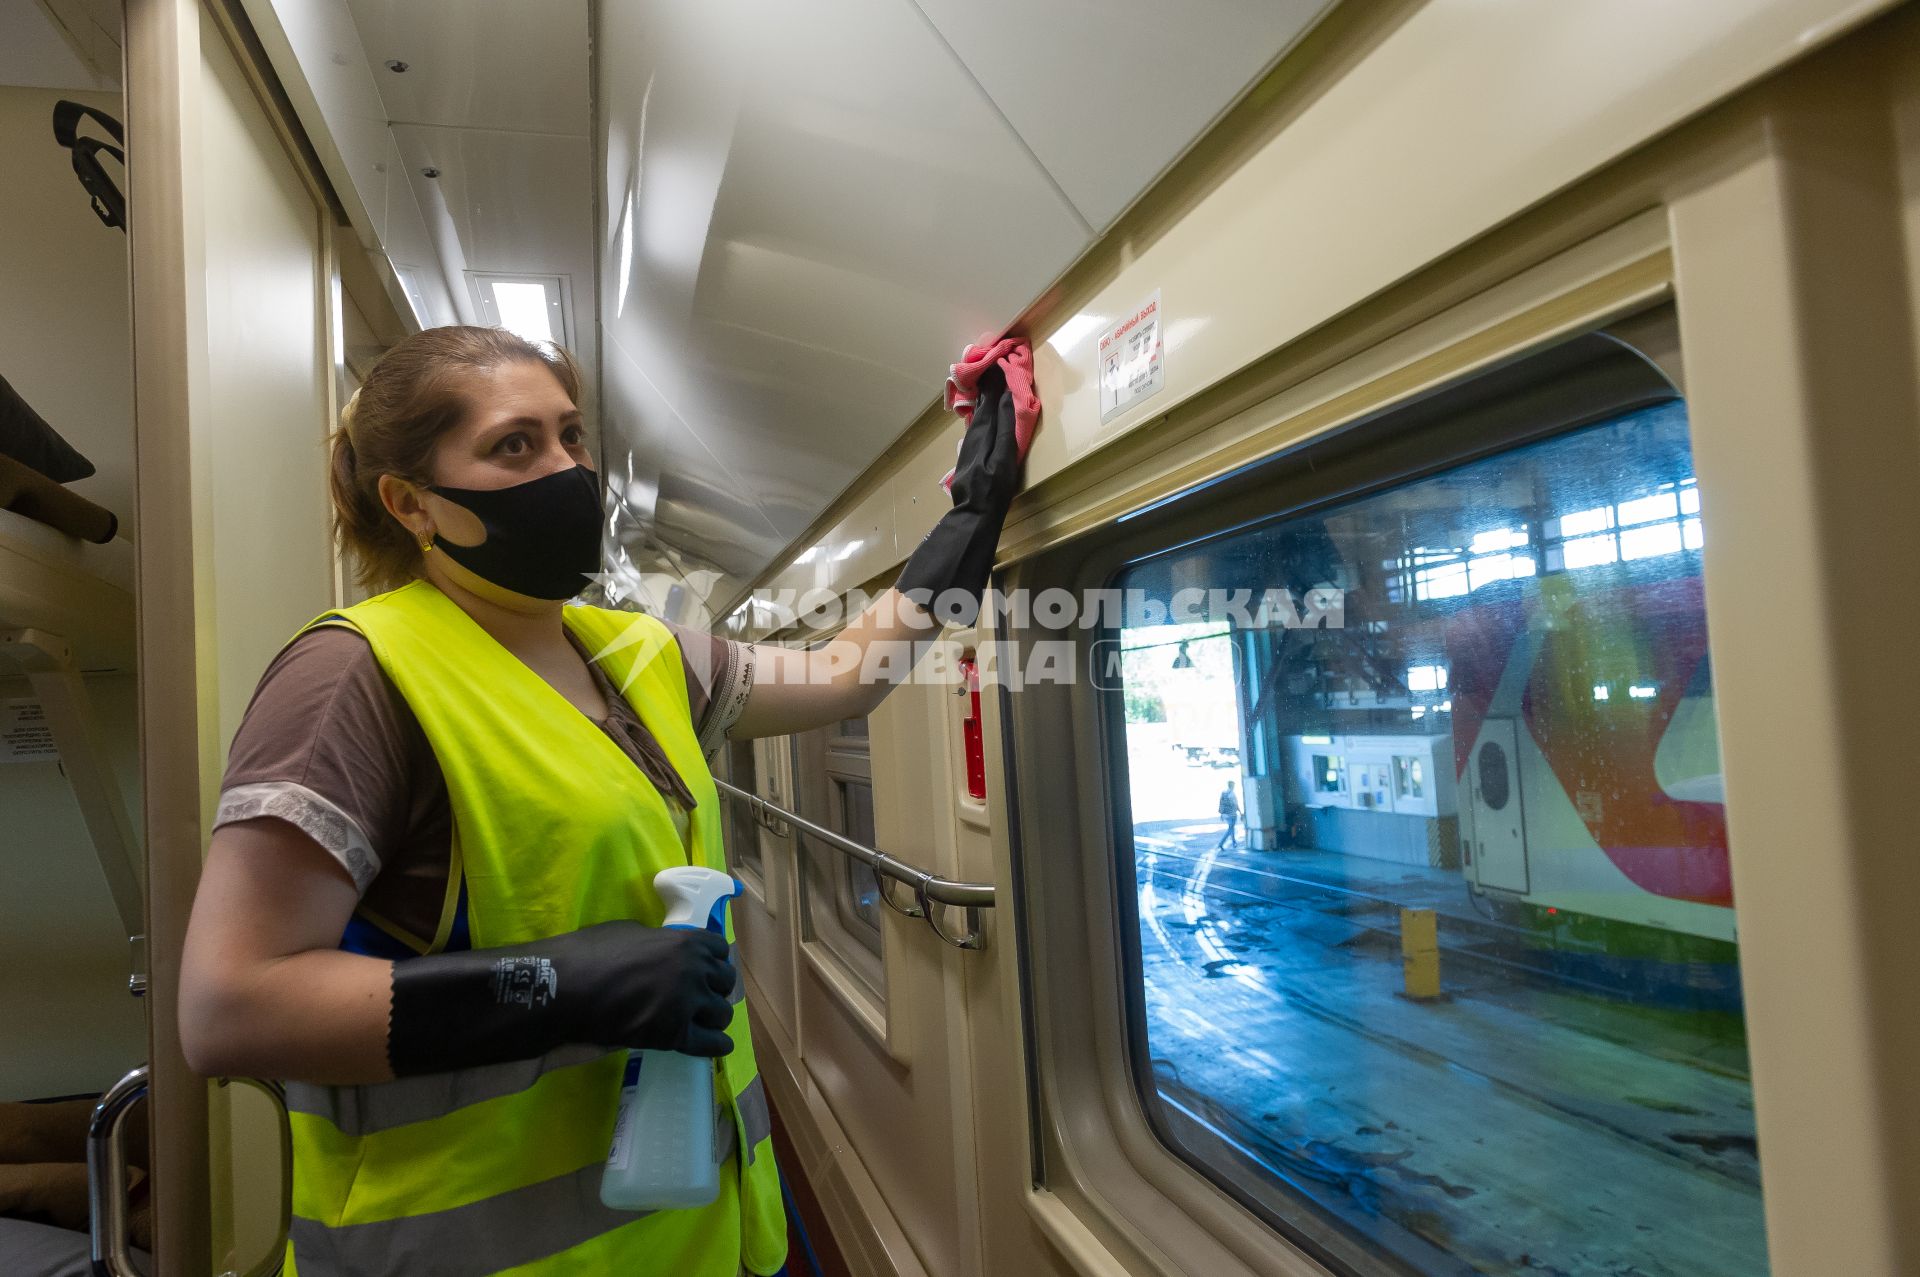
<box><xmin>0</xmin><ymin>500</ymin><xmax>141</xmax><ymax>944</ymax></box>
<box><xmin>0</xmin><ymin>497</ymin><xmax>150</xmax><ymax>1276</ymax></box>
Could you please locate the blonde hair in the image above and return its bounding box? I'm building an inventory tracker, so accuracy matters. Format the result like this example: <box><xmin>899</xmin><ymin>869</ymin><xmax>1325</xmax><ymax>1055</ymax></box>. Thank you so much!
<box><xmin>328</xmin><ymin>326</ymin><xmax>583</xmax><ymax>594</ymax></box>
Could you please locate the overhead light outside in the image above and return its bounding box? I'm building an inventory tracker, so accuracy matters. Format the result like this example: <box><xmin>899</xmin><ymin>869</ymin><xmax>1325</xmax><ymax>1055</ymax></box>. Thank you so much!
<box><xmin>834</xmin><ymin>540</ymin><xmax>863</xmax><ymax>561</ymax></box>
<box><xmin>794</xmin><ymin>546</ymin><xmax>820</xmax><ymax>565</ymax></box>
<box><xmin>492</xmin><ymin>282</ymin><xmax>554</xmax><ymax>343</ymax></box>
<box><xmin>469</xmin><ymin>272</ymin><xmax>569</xmax><ymax>347</ymax></box>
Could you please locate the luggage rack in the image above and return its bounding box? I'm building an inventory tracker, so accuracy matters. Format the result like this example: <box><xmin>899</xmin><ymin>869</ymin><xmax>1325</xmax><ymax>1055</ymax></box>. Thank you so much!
<box><xmin>712</xmin><ymin>778</ymin><xmax>994</xmax><ymax>950</ymax></box>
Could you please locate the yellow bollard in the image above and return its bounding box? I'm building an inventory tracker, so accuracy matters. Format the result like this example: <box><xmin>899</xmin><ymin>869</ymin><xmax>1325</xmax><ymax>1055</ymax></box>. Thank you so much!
<box><xmin>1399</xmin><ymin>907</ymin><xmax>1444</xmax><ymax>1001</ymax></box>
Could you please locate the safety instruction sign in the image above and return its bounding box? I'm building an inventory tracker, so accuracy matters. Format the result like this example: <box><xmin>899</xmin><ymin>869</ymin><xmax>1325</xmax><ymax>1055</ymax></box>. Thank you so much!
<box><xmin>1098</xmin><ymin>290</ymin><xmax>1164</xmax><ymax>422</ymax></box>
<box><xmin>1</xmin><ymin>699</ymin><xmax>58</xmax><ymax>763</ymax></box>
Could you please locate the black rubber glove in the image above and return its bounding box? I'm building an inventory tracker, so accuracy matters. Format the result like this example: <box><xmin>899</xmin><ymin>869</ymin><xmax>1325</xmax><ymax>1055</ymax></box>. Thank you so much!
<box><xmin>895</xmin><ymin>364</ymin><xmax>1024</xmax><ymax>625</ymax></box>
<box><xmin>387</xmin><ymin>920</ymin><xmax>736</xmax><ymax>1077</ymax></box>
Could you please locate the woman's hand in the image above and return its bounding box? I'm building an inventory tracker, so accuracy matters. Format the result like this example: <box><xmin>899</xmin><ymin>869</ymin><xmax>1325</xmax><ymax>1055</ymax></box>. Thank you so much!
<box><xmin>895</xmin><ymin>364</ymin><xmax>1024</xmax><ymax>611</ymax></box>
<box><xmin>387</xmin><ymin>920</ymin><xmax>737</xmax><ymax>1076</ymax></box>
<box><xmin>181</xmin><ymin>818</ymin><xmax>738</xmax><ymax>1086</ymax></box>
<box><xmin>731</xmin><ymin>370</ymin><xmax>1025</xmax><ymax>738</ymax></box>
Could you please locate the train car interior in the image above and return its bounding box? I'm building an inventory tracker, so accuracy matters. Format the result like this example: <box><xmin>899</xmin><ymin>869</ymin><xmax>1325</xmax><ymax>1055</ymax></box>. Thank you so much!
<box><xmin>3</xmin><ymin>1</ymin><xmax>1920</xmax><ymax>1275</ymax></box>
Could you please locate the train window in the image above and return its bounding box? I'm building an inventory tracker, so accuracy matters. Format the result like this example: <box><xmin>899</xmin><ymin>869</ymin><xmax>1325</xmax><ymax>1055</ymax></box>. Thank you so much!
<box><xmin>1393</xmin><ymin>755</ymin><xmax>1424</xmax><ymax>800</ymax></box>
<box><xmin>1108</xmin><ymin>398</ymin><xmax>1768</xmax><ymax>1275</ymax></box>
<box><xmin>833</xmin><ymin>778</ymin><xmax>883</xmax><ymax>936</ymax></box>
<box><xmin>795</xmin><ymin>716</ymin><xmax>884</xmax><ymax>997</ymax></box>
<box><xmin>721</xmin><ymin>737</ymin><xmax>764</xmax><ymax>881</ymax></box>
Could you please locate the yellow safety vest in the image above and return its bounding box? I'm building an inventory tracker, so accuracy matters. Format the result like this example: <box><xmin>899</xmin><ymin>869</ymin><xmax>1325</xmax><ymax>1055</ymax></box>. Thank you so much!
<box><xmin>277</xmin><ymin>580</ymin><xmax>787</xmax><ymax>1277</ymax></box>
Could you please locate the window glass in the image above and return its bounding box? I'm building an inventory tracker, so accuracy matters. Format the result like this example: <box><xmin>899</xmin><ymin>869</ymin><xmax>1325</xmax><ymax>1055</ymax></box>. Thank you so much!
<box><xmin>835</xmin><ymin>779</ymin><xmax>883</xmax><ymax>937</ymax></box>
<box><xmin>1111</xmin><ymin>400</ymin><xmax>1766</xmax><ymax>1275</ymax></box>
<box><xmin>722</xmin><ymin>737</ymin><xmax>763</xmax><ymax>878</ymax></box>
<box><xmin>795</xmin><ymin>716</ymin><xmax>884</xmax><ymax>990</ymax></box>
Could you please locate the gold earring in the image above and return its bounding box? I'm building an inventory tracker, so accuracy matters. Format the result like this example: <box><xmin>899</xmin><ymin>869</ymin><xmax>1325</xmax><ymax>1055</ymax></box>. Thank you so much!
<box><xmin>419</xmin><ymin>533</ymin><xmax>435</xmax><ymax>554</ymax></box>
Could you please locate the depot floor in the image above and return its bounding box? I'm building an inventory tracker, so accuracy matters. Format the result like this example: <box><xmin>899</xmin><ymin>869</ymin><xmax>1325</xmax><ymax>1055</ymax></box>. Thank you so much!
<box><xmin>1125</xmin><ymin>762</ymin><xmax>1767</xmax><ymax>1276</ymax></box>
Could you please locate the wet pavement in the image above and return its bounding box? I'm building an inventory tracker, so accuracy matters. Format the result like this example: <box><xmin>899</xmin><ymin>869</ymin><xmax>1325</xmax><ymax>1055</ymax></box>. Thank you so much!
<box><xmin>1132</xmin><ymin>816</ymin><xmax>1768</xmax><ymax>1276</ymax></box>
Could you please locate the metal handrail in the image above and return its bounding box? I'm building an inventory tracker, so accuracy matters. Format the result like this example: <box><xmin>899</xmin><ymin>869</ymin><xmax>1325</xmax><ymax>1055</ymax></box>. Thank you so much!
<box><xmin>88</xmin><ymin>1063</ymin><xmax>148</xmax><ymax>1277</ymax></box>
<box><xmin>712</xmin><ymin>778</ymin><xmax>994</xmax><ymax>950</ymax></box>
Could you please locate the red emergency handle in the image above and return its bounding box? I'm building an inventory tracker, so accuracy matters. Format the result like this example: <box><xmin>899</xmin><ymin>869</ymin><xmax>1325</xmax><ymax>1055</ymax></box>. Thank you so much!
<box><xmin>960</xmin><ymin>657</ymin><xmax>986</xmax><ymax>801</ymax></box>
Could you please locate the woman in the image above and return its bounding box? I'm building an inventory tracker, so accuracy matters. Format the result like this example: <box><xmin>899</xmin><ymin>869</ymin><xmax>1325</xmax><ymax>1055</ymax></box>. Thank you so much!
<box><xmin>177</xmin><ymin>326</ymin><xmax>1021</xmax><ymax>1276</ymax></box>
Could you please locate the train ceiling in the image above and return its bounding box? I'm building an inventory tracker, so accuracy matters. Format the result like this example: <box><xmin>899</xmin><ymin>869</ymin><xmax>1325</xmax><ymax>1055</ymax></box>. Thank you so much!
<box><xmin>0</xmin><ymin>2</ymin><xmax>120</xmax><ymax>91</ymax></box>
<box><xmin>243</xmin><ymin>0</ymin><xmax>1339</xmax><ymax>618</ymax></box>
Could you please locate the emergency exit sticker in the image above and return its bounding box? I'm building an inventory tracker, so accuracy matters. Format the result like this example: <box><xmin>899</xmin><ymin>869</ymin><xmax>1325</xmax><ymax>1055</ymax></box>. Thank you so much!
<box><xmin>1098</xmin><ymin>290</ymin><xmax>1165</xmax><ymax>422</ymax></box>
<box><xmin>1</xmin><ymin>699</ymin><xmax>58</xmax><ymax>763</ymax></box>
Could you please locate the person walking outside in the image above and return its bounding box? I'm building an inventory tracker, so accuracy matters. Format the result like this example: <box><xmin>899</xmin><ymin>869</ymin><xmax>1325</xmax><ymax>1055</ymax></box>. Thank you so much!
<box><xmin>1217</xmin><ymin>779</ymin><xmax>1240</xmax><ymax>850</ymax></box>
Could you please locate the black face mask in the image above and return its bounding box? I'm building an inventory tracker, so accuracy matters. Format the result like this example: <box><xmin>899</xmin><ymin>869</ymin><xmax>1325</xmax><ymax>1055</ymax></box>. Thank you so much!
<box><xmin>428</xmin><ymin>464</ymin><xmax>602</xmax><ymax>600</ymax></box>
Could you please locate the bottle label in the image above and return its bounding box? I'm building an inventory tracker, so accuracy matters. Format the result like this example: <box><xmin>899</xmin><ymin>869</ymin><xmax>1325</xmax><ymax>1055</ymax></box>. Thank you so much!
<box><xmin>608</xmin><ymin>1086</ymin><xmax>638</xmax><ymax>1172</ymax></box>
<box><xmin>607</xmin><ymin>1055</ymin><xmax>643</xmax><ymax>1173</ymax></box>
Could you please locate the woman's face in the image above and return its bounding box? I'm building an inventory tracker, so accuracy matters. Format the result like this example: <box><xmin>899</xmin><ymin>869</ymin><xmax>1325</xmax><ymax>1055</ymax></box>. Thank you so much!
<box><xmin>420</xmin><ymin>359</ymin><xmax>594</xmax><ymax>547</ymax></box>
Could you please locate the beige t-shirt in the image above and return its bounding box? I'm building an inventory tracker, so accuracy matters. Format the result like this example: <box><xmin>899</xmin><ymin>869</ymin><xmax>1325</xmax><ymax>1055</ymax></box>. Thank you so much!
<box><xmin>213</xmin><ymin>617</ymin><xmax>753</xmax><ymax>951</ymax></box>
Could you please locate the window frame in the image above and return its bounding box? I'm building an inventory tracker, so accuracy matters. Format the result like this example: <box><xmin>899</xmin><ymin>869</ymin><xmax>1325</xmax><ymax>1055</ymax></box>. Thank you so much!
<box><xmin>717</xmin><ymin>734</ymin><xmax>767</xmax><ymax>893</ymax></box>
<box><xmin>791</xmin><ymin>717</ymin><xmax>887</xmax><ymax>1012</ymax></box>
<box><xmin>465</xmin><ymin>271</ymin><xmax>571</xmax><ymax>347</ymax></box>
<box><xmin>1001</xmin><ymin>318</ymin><xmax>1704</xmax><ymax>1277</ymax></box>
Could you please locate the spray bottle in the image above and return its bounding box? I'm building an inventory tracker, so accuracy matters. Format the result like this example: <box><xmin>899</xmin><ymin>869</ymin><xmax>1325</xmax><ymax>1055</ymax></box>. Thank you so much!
<box><xmin>601</xmin><ymin>865</ymin><xmax>741</xmax><ymax>1211</ymax></box>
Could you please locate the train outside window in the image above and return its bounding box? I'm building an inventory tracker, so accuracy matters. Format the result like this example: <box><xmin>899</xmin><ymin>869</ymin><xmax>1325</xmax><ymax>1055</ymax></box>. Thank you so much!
<box><xmin>1108</xmin><ymin>399</ymin><xmax>1766</xmax><ymax>1274</ymax></box>
<box><xmin>795</xmin><ymin>717</ymin><xmax>885</xmax><ymax>995</ymax></box>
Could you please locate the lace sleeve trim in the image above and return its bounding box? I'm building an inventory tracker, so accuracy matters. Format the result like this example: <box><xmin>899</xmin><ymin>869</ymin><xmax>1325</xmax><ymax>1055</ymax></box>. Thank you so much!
<box><xmin>214</xmin><ymin>780</ymin><xmax>381</xmax><ymax>894</ymax></box>
<box><xmin>700</xmin><ymin>641</ymin><xmax>755</xmax><ymax>756</ymax></box>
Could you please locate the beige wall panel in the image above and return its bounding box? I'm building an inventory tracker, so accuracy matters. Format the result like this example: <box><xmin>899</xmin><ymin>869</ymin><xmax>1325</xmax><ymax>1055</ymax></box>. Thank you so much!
<box><xmin>734</xmin><ymin>739</ymin><xmax>802</xmax><ymax>1044</ymax></box>
<box><xmin>780</xmin><ymin>679</ymin><xmax>988</xmax><ymax>1277</ymax></box>
<box><xmin>0</xmin><ymin>668</ymin><xmax>146</xmax><ymax>1100</ymax></box>
<box><xmin>199</xmin><ymin>10</ymin><xmax>333</xmax><ymax>753</ymax></box>
<box><xmin>195</xmin><ymin>9</ymin><xmax>334</xmax><ymax>1271</ymax></box>
<box><xmin>126</xmin><ymin>0</ymin><xmax>216</xmax><ymax>1264</ymax></box>
<box><xmin>1031</xmin><ymin>0</ymin><xmax>1896</xmax><ymax>470</ymax></box>
<box><xmin>0</xmin><ymin>85</ymin><xmax>135</xmax><ymax>531</ymax></box>
<box><xmin>726</xmin><ymin>0</ymin><xmax>1897</xmax><ymax>626</ymax></box>
<box><xmin>827</xmin><ymin>483</ymin><xmax>897</xmax><ymax>598</ymax></box>
<box><xmin>0</xmin><ymin>83</ymin><xmax>144</xmax><ymax>1100</ymax></box>
<box><xmin>1671</xmin><ymin>39</ymin><xmax>1920</xmax><ymax>1274</ymax></box>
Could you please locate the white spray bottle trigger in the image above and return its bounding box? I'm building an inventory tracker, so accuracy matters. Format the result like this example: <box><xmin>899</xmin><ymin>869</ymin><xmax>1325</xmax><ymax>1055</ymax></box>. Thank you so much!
<box><xmin>653</xmin><ymin>865</ymin><xmax>741</xmax><ymax>934</ymax></box>
<box><xmin>601</xmin><ymin>864</ymin><xmax>743</xmax><ymax>1212</ymax></box>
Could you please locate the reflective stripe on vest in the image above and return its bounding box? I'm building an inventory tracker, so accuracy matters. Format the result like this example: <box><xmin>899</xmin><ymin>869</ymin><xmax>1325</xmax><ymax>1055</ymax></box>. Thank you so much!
<box><xmin>289</xmin><ymin>1113</ymin><xmax>741</xmax><ymax>1277</ymax></box>
<box><xmin>281</xmin><ymin>583</ymin><xmax>787</xmax><ymax>1277</ymax></box>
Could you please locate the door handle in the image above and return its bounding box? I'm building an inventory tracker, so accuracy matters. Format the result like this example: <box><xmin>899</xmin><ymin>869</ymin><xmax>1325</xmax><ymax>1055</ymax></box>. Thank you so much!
<box><xmin>88</xmin><ymin>1063</ymin><xmax>149</xmax><ymax>1277</ymax></box>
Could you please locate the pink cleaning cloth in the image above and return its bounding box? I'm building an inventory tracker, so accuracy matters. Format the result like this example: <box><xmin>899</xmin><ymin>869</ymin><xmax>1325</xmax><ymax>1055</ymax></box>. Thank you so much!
<box><xmin>940</xmin><ymin>333</ymin><xmax>1040</xmax><ymax>492</ymax></box>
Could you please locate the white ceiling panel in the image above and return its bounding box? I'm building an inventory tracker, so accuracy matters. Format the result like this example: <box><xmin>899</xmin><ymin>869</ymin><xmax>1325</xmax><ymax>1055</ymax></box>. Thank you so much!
<box><xmin>600</xmin><ymin>335</ymin><xmax>787</xmax><ymax>580</ymax></box>
<box><xmin>343</xmin><ymin>0</ymin><xmax>590</xmax><ymax>135</ymax></box>
<box><xmin>596</xmin><ymin>0</ymin><xmax>1089</xmax><ymax>576</ymax></box>
<box><xmin>389</xmin><ymin>125</ymin><xmax>594</xmax><ymax>275</ymax></box>
<box><xmin>910</xmin><ymin>0</ymin><xmax>1337</xmax><ymax>229</ymax></box>
<box><xmin>0</xmin><ymin>2</ymin><xmax>114</xmax><ymax>91</ymax></box>
<box><xmin>389</xmin><ymin>123</ymin><xmax>595</xmax><ymax>387</ymax></box>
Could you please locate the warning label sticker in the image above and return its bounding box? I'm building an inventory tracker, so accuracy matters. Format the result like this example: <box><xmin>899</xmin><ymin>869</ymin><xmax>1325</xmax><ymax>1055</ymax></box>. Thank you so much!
<box><xmin>1097</xmin><ymin>290</ymin><xmax>1165</xmax><ymax>422</ymax></box>
<box><xmin>1</xmin><ymin>699</ymin><xmax>58</xmax><ymax>763</ymax></box>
